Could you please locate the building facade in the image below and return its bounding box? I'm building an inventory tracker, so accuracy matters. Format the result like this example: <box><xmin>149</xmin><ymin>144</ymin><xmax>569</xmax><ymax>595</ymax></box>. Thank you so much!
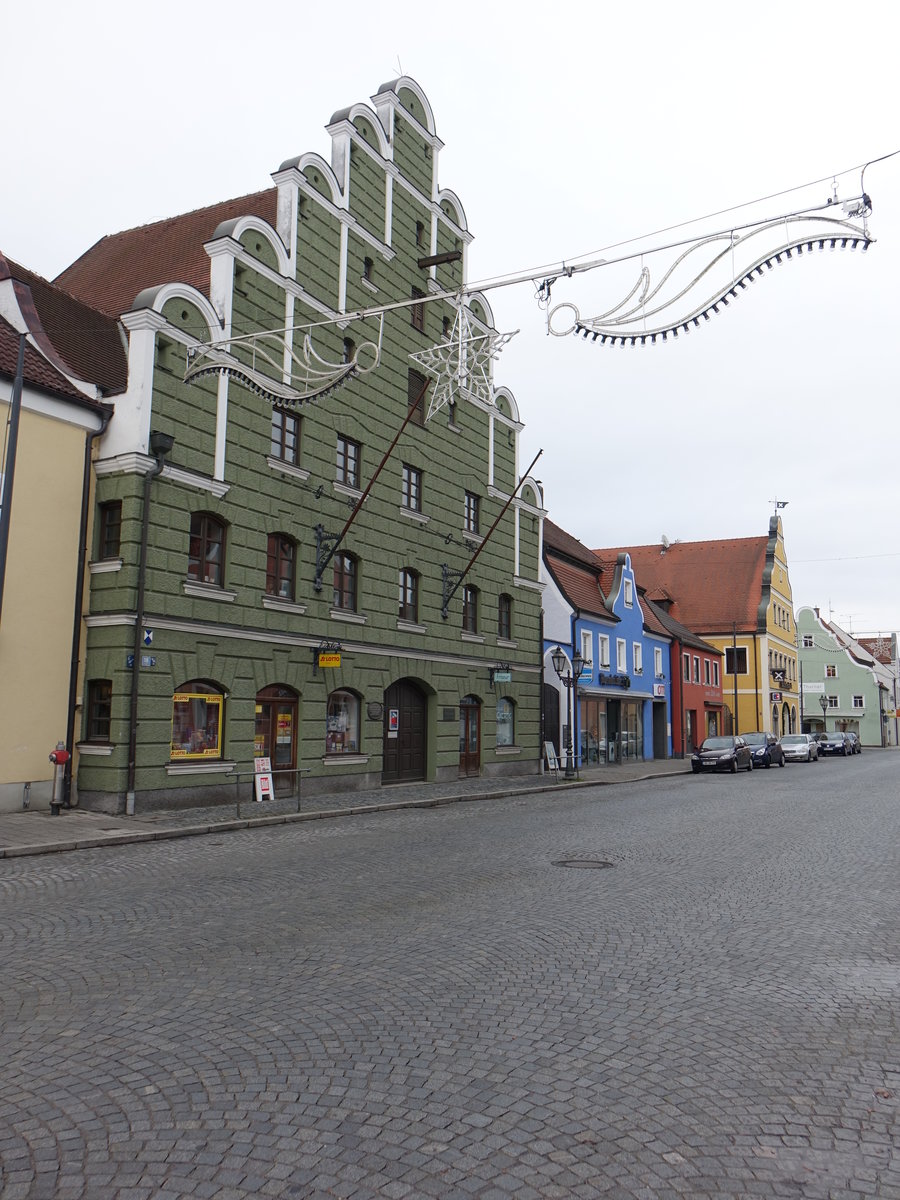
<box><xmin>798</xmin><ymin>608</ymin><xmax>896</xmax><ymax>745</ymax></box>
<box><xmin>56</xmin><ymin>78</ymin><xmax>546</xmax><ymax>812</ymax></box>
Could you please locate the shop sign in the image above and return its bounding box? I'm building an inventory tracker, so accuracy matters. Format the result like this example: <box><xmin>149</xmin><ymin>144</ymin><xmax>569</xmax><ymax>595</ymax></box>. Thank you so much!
<box><xmin>770</xmin><ymin>690</ymin><xmax>782</xmax><ymax>701</ymax></box>
<box><xmin>318</xmin><ymin>651</ymin><xmax>341</xmax><ymax>668</ymax></box>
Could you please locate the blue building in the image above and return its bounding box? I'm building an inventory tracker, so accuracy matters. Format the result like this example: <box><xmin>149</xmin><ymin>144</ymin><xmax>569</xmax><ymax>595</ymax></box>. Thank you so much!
<box><xmin>542</xmin><ymin>522</ymin><xmax>672</xmax><ymax>770</ymax></box>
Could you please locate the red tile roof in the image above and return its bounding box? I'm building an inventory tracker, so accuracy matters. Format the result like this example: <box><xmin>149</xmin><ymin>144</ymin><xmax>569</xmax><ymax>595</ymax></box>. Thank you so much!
<box><xmin>593</xmin><ymin>537</ymin><xmax>769</xmax><ymax>635</ymax></box>
<box><xmin>545</xmin><ymin>553</ymin><xmax>611</xmax><ymax>619</ymax></box>
<box><xmin>544</xmin><ymin>518</ymin><xmax>602</xmax><ymax>569</ymax></box>
<box><xmin>54</xmin><ymin>189</ymin><xmax>277</xmax><ymax>317</ymax></box>
<box><xmin>1</xmin><ymin>255</ymin><xmax>126</xmax><ymax>400</ymax></box>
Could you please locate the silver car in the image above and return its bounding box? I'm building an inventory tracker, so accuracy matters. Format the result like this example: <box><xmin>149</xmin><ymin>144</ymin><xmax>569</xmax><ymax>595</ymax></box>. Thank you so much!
<box><xmin>781</xmin><ymin>733</ymin><xmax>818</xmax><ymax>763</ymax></box>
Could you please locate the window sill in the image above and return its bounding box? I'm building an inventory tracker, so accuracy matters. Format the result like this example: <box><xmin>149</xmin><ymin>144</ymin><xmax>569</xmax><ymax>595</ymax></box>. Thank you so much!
<box><xmin>462</xmin><ymin>530</ymin><xmax>484</xmax><ymax>545</ymax></box>
<box><xmin>266</xmin><ymin>455</ymin><xmax>310</xmax><ymax>481</ymax></box>
<box><xmin>330</xmin><ymin>608</ymin><xmax>367</xmax><ymax>625</ymax></box>
<box><xmin>495</xmin><ymin>745</ymin><xmax>521</xmax><ymax>756</ymax></box>
<box><xmin>262</xmin><ymin>595</ymin><xmax>307</xmax><ymax>615</ymax></box>
<box><xmin>399</xmin><ymin>507</ymin><xmax>429</xmax><ymax>524</ymax></box>
<box><xmin>513</xmin><ymin>575</ymin><xmax>544</xmax><ymax>592</ymax></box>
<box><xmin>497</xmin><ymin>638</ymin><xmax>518</xmax><ymax>650</ymax></box>
<box><xmin>397</xmin><ymin>619</ymin><xmax>427</xmax><ymax>634</ymax></box>
<box><xmin>333</xmin><ymin>481</ymin><xmax>363</xmax><ymax>501</ymax></box>
<box><xmin>461</xmin><ymin>632</ymin><xmax>485</xmax><ymax>644</ymax></box>
<box><xmin>165</xmin><ymin>760</ymin><xmax>237</xmax><ymax>776</ymax></box>
<box><xmin>360</xmin><ymin>278</ymin><xmax>379</xmax><ymax>294</ymax></box>
<box><xmin>89</xmin><ymin>558</ymin><xmax>123</xmax><ymax>575</ymax></box>
<box><xmin>323</xmin><ymin>754</ymin><xmax>369</xmax><ymax>766</ymax></box>
<box><xmin>76</xmin><ymin>742</ymin><xmax>115</xmax><ymax>756</ymax></box>
<box><xmin>183</xmin><ymin>581</ymin><xmax>237</xmax><ymax>603</ymax></box>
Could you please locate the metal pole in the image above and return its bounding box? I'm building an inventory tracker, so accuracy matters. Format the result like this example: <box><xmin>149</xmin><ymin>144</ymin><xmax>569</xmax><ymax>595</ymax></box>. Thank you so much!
<box><xmin>0</xmin><ymin>334</ymin><xmax>26</xmax><ymax>627</ymax></box>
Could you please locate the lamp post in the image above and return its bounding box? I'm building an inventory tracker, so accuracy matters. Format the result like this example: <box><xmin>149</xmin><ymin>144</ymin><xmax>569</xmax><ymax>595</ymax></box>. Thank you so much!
<box><xmin>551</xmin><ymin>644</ymin><xmax>584</xmax><ymax>779</ymax></box>
<box><xmin>818</xmin><ymin>692</ymin><xmax>829</xmax><ymax>733</ymax></box>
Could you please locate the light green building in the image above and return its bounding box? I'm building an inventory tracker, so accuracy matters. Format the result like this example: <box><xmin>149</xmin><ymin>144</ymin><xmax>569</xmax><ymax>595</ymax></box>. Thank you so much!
<box><xmin>58</xmin><ymin>77</ymin><xmax>546</xmax><ymax>812</ymax></box>
<box><xmin>797</xmin><ymin>606</ymin><xmax>893</xmax><ymax>746</ymax></box>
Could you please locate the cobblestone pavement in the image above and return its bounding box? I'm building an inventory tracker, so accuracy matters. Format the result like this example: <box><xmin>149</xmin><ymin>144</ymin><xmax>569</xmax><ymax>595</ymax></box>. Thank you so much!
<box><xmin>1</xmin><ymin>752</ymin><xmax>898</xmax><ymax>1198</ymax></box>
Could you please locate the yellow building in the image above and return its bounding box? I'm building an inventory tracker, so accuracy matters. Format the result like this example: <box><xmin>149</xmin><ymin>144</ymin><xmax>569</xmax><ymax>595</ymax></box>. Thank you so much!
<box><xmin>0</xmin><ymin>255</ymin><xmax>121</xmax><ymax>812</ymax></box>
<box><xmin>604</xmin><ymin>516</ymin><xmax>800</xmax><ymax>737</ymax></box>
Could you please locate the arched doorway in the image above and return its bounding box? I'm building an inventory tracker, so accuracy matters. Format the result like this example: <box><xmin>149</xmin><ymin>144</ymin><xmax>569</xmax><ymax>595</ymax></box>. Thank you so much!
<box><xmin>543</xmin><ymin>682</ymin><xmax>560</xmax><ymax>761</ymax></box>
<box><xmin>255</xmin><ymin>685</ymin><xmax>298</xmax><ymax>794</ymax></box>
<box><xmin>459</xmin><ymin>695</ymin><xmax>481</xmax><ymax>777</ymax></box>
<box><xmin>382</xmin><ymin>679</ymin><xmax>427</xmax><ymax>784</ymax></box>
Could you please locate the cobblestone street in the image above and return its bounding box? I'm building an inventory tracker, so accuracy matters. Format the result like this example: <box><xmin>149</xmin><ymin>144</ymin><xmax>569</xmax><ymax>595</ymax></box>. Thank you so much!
<box><xmin>1</xmin><ymin>754</ymin><xmax>898</xmax><ymax>1198</ymax></box>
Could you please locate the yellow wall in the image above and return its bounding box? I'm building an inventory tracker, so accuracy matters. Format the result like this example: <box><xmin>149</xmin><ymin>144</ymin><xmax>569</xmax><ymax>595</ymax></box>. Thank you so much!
<box><xmin>0</xmin><ymin>400</ymin><xmax>87</xmax><ymax>809</ymax></box>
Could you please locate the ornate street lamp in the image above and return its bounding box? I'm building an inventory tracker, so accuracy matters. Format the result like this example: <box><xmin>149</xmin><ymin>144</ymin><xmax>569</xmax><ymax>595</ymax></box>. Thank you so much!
<box><xmin>551</xmin><ymin>644</ymin><xmax>585</xmax><ymax>779</ymax></box>
<box><xmin>818</xmin><ymin>692</ymin><xmax>829</xmax><ymax>732</ymax></box>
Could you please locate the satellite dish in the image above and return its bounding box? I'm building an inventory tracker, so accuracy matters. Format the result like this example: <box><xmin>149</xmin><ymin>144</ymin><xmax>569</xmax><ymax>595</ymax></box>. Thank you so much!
<box><xmin>661</xmin><ymin>534</ymin><xmax>670</xmax><ymax>549</ymax></box>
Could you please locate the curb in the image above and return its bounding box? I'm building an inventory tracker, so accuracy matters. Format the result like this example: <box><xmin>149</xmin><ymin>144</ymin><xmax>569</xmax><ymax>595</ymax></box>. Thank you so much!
<box><xmin>0</xmin><ymin>768</ymin><xmax>691</xmax><ymax>860</ymax></box>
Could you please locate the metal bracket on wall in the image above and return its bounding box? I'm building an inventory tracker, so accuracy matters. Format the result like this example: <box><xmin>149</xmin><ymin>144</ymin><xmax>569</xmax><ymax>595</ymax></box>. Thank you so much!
<box><xmin>314</xmin><ymin>524</ymin><xmax>345</xmax><ymax>592</ymax></box>
<box><xmin>441</xmin><ymin>563</ymin><xmax>465</xmax><ymax>620</ymax></box>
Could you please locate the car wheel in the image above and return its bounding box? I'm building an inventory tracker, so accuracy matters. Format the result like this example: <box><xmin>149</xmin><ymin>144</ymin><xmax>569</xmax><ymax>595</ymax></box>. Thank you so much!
<box><xmin>730</xmin><ymin>760</ymin><xmax>737</xmax><ymax>774</ymax></box>
<box><xmin>778</xmin><ymin>756</ymin><xmax>785</xmax><ymax>767</ymax></box>
<box><xmin>807</xmin><ymin>750</ymin><xmax>813</xmax><ymax>762</ymax></box>
<box><xmin>764</xmin><ymin>755</ymin><xmax>771</xmax><ymax>768</ymax></box>
<box><xmin>747</xmin><ymin>757</ymin><xmax>753</xmax><ymax>772</ymax></box>
<box><xmin>692</xmin><ymin>765</ymin><xmax>700</xmax><ymax>774</ymax></box>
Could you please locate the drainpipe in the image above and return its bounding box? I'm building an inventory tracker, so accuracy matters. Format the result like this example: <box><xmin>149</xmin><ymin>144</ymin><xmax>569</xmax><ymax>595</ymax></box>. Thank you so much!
<box><xmin>63</xmin><ymin>406</ymin><xmax>113</xmax><ymax>807</ymax></box>
<box><xmin>125</xmin><ymin>431</ymin><xmax>174</xmax><ymax>815</ymax></box>
<box><xmin>0</xmin><ymin>334</ymin><xmax>26</xmax><ymax>626</ymax></box>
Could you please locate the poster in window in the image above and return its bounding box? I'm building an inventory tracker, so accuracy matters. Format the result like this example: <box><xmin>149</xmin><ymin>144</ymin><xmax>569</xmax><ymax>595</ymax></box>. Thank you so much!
<box><xmin>170</xmin><ymin>692</ymin><xmax>223</xmax><ymax>759</ymax></box>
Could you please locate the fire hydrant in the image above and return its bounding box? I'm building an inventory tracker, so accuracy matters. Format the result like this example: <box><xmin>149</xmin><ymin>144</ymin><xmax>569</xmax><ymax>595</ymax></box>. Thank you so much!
<box><xmin>48</xmin><ymin>743</ymin><xmax>70</xmax><ymax>816</ymax></box>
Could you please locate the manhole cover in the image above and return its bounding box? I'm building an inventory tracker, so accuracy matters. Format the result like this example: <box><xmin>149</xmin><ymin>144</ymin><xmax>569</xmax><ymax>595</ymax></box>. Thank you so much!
<box><xmin>553</xmin><ymin>859</ymin><xmax>614</xmax><ymax>870</ymax></box>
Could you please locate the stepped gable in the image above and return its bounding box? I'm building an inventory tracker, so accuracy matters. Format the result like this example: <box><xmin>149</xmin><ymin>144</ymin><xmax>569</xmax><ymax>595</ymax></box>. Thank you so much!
<box><xmin>54</xmin><ymin>189</ymin><xmax>277</xmax><ymax>318</ymax></box>
<box><xmin>593</xmin><ymin>537</ymin><xmax>769</xmax><ymax>634</ymax></box>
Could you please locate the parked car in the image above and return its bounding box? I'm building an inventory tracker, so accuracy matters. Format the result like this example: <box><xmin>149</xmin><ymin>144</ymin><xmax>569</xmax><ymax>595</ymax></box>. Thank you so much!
<box><xmin>845</xmin><ymin>731</ymin><xmax>862</xmax><ymax>755</ymax></box>
<box><xmin>781</xmin><ymin>733</ymin><xmax>818</xmax><ymax>763</ymax></box>
<box><xmin>819</xmin><ymin>731</ymin><xmax>854</xmax><ymax>756</ymax></box>
<box><xmin>691</xmin><ymin>736</ymin><xmax>753</xmax><ymax>773</ymax></box>
<box><xmin>742</xmin><ymin>731</ymin><xmax>786</xmax><ymax>768</ymax></box>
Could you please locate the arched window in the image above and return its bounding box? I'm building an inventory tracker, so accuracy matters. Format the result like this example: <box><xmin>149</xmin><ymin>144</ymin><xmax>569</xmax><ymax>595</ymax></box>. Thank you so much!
<box><xmin>496</xmin><ymin>697</ymin><xmax>515</xmax><ymax>747</ymax></box>
<box><xmin>333</xmin><ymin>552</ymin><xmax>358</xmax><ymax>611</ymax></box>
<box><xmin>399</xmin><ymin>568</ymin><xmax>419</xmax><ymax>623</ymax></box>
<box><xmin>188</xmin><ymin>513</ymin><xmax>226</xmax><ymax>587</ymax></box>
<box><xmin>170</xmin><ymin>679</ymin><xmax>224</xmax><ymax>760</ymax></box>
<box><xmin>326</xmin><ymin>690</ymin><xmax>360</xmax><ymax>756</ymax></box>
<box><xmin>266</xmin><ymin>533</ymin><xmax>296</xmax><ymax>600</ymax></box>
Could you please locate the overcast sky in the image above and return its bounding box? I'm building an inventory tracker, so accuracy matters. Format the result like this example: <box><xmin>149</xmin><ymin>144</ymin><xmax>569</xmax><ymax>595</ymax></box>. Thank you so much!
<box><xmin>5</xmin><ymin>1</ymin><xmax>899</xmax><ymax>635</ymax></box>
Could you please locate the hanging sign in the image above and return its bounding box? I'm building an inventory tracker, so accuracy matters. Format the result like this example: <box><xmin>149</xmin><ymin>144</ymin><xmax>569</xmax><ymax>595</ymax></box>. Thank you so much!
<box><xmin>318</xmin><ymin>651</ymin><xmax>341</xmax><ymax>668</ymax></box>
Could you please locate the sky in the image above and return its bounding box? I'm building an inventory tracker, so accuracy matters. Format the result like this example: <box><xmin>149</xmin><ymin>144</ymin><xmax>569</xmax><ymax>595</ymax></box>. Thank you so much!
<box><xmin>5</xmin><ymin>1</ymin><xmax>899</xmax><ymax>635</ymax></box>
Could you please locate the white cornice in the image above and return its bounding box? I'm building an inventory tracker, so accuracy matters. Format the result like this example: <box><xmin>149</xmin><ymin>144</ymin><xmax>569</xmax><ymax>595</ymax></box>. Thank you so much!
<box><xmin>121</xmin><ymin>309</ymin><xmax>168</xmax><ymax>333</ymax></box>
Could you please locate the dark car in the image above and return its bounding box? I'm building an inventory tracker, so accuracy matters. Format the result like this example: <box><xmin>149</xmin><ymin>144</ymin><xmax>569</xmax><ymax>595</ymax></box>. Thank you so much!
<box><xmin>845</xmin><ymin>731</ymin><xmax>862</xmax><ymax>754</ymax></box>
<box><xmin>742</xmin><ymin>731</ymin><xmax>786</xmax><ymax>768</ymax></box>
<box><xmin>819</xmin><ymin>731</ymin><xmax>853</xmax><ymax>756</ymax></box>
<box><xmin>691</xmin><ymin>735</ymin><xmax>753</xmax><ymax>773</ymax></box>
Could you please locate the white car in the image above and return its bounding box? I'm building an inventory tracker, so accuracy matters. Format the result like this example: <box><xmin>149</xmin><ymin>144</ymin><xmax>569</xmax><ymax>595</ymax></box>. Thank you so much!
<box><xmin>781</xmin><ymin>733</ymin><xmax>818</xmax><ymax>763</ymax></box>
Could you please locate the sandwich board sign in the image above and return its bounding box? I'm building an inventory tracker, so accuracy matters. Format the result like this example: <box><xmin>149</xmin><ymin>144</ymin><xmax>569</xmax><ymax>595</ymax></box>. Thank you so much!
<box><xmin>253</xmin><ymin>757</ymin><xmax>274</xmax><ymax>803</ymax></box>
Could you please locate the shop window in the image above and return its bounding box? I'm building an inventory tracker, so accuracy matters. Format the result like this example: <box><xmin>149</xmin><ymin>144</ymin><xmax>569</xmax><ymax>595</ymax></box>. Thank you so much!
<box><xmin>266</xmin><ymin>533</ymin><xmax>296</xmax><ymax>600</ymax></box>
<box><xmin>98</xmin><ymin>500</ymin><xmax>121</xmax><ymax>559</ymax></box>
<box><xmin>170</xmin><ymin>681</ymin><xmax>224</xmax><ymax>760</ymax></box>
<box><xmin>85</xmin><ymin>679</ymin><xmax>112</xmax><ymax>742</ymax></box>
<box><xmin>188</xmin><ymin>513</ymin><xmax>226</xmax><ymax>587</ymax></box>
<box><xmin>399</xmin><ymin>568</ymin><xmax>419</xmax><ymax>623</ymax></box>
<box><xmin>326</xmin><ymin>689</ymin><xmax>360</xmax><ymax>755</ymax></box>
<box><xmin>496</xmin><ymin>698</ymin><xmax>515</xmax><ymax>747</ymax></box>
<box><xmin>271</xmin><ymin>408</ymin><xmax>300</xmax><ymax>464</ymax></box>
<box><xmin>333</xmin><ymin>552</ymin><xmax>358</xmax><ymax>611</ymax></box>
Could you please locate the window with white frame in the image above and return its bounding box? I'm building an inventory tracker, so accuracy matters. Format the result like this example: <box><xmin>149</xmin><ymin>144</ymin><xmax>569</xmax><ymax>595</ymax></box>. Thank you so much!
<box><xmin>581</xmin><ymin>630</ymin><xmax>592</xmax><ymax>671</ymax></box>
<box><xmin>704</xmin><ymin>658</ymin><xmax>711</xmax><ymax>685</ymax></box>
<box><xmin>598</xmin><ymin>635</ymin><xmax>610</xmax><ymax>669</ymax></box>
<box><xmin>825</xmin><ymin>664</ymin><xmax>837</xmax><ymax>678</ymax></box>
<box><xmin>654</xmin><ymin>646</ymin><xmax>663</xmax><ymax>677</ymax></box>
<box><xmin>826</xmin><ymin>694</ymin><xmax>838</xmax><ymax>709</ymax></box>
<box><xmin>802</xmin><ymin>634</ymin><xmax>814</xmax><ymax>648</ymax></box>
<box><xmin>624</xmin><ymin>578</ymin><xmax>633</xmax><ymax>607</ymax></box>
<box><xmin>693</xmin><ymin>655</ymin><xmax>701</xmax><ymax>683</ymax></box>
<box><xmin>713</xmin><ymin>660</ymin><xmax>720</xmax><ymax>687</ymax></box>
<box><xmin>616</xmin><ymin>639</ymin><xmax>627</xmax><ymax>672</ymax></box>
<box><xmin>852</xmin><ymin>695</ymin><xmax>864</xmax><ymax>708</ymax></box>
<box><xmin>633</xmin><ymin>643</ymin><xmax>642</xmax><ymax>674</ymax></box>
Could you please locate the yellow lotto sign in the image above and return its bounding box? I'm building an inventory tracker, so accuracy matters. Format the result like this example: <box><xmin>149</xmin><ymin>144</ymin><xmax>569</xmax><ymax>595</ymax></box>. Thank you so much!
<box><xmin>318</xmin><ymin>652</ymin><xmax>341</xmax><ymax>668</ymax></box>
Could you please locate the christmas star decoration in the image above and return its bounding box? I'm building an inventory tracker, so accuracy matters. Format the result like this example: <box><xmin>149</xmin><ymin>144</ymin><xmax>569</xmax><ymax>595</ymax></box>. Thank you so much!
<box><xmin>409</xmin><ymin>304</ymin><xmax>517</xmax><ymax>421</ymax></box>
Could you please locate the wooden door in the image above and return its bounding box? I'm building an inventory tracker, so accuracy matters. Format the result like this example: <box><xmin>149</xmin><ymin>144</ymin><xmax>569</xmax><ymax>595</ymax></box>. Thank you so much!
<box><xmin>382</xmin><ymin>680</ymin><xmax>427</xmax><ymax>783</ymax></box>
<box><xmin>459</xmin><ymin>695</ymin><xmax>481</xmax><ymax>777</ymax></box>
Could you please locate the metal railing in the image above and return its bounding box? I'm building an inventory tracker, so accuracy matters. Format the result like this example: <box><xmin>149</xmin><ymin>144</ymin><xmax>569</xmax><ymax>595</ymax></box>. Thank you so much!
<box><xmin>224</xmin><ymin>767</ymin><xmax>312</xmax><ymax>819</ymax></box>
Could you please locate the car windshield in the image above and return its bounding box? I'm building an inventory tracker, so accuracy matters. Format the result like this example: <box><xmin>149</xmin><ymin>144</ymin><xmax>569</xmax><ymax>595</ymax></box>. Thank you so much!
<box><xmin>782</xmin><ymin>735</ymin><xmax>805</xmax><ymax>745</ymax></box>
<box><xmin>742</xmin><ymin>733</ymin><xmax>766</xmax><ymax>746</ymax></box>
<box><xmin>701</xmin><ymin>737</ymin><xmax>733</xmax><ymax>750</ymax></box>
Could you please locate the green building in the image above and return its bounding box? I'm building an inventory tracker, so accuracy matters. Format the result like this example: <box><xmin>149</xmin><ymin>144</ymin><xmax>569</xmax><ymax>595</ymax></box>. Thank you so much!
<box><xmin>58</xmin><ymin>77</ymin><xmax>545</xmax><ymax>812</ymax></box>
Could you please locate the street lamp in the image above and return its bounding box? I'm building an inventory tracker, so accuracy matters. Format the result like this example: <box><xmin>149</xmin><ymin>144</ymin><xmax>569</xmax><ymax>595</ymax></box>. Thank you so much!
<box><xmin>551</xmin><ymin>644</ymin><xmax>584</xmax><ymax>779</ymax></box>
<box><xmin>818</xmin><ymin>692</ymin><xmax>829</xmax><ymax>732</ymax></box>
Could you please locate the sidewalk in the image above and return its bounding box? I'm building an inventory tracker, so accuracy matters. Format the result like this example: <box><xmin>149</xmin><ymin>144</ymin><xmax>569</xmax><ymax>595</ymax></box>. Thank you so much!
<box><xmin>0</xmin><ymin>759</ymin><xmax>690</xmax><ymax>859</ymax></box>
